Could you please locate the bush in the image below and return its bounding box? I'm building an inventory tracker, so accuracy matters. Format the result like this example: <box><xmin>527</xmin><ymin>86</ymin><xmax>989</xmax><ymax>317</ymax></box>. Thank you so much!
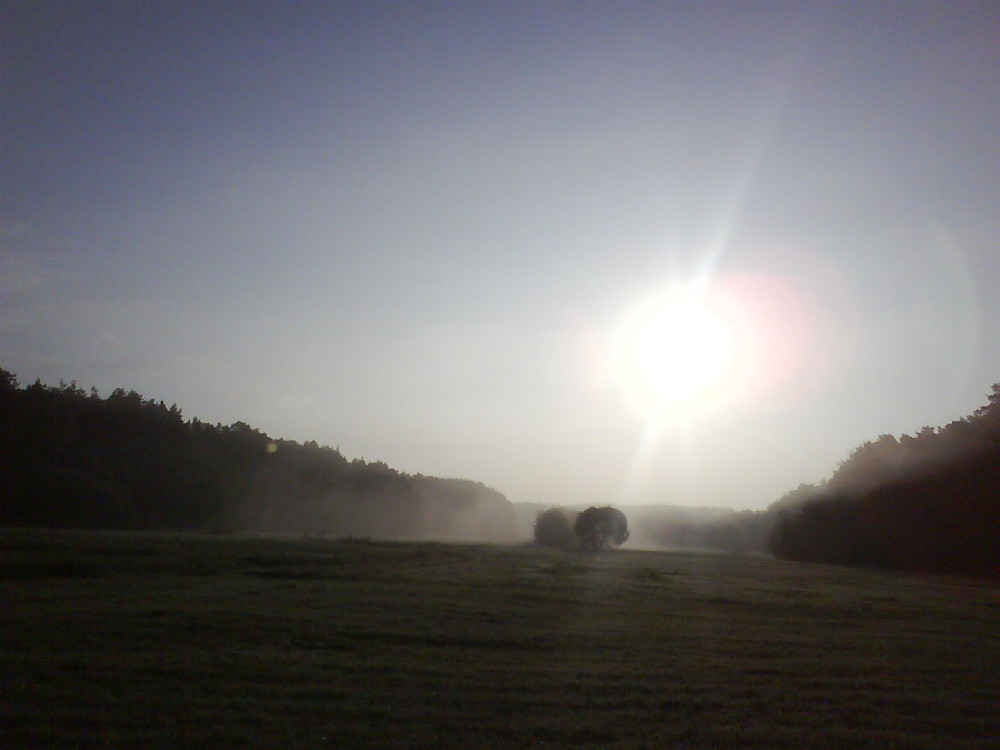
<box><xmin>534</xmin><ymin>508</ymin><xmax>576</xmax><ymax>548</ymax></box>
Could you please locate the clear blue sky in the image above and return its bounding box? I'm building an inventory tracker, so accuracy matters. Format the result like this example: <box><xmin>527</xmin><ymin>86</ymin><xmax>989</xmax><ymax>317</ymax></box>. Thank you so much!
<box><xmin>3</xmin><ymin>1</ymin><xmax>998</xmax><ymax>510</ymax></box>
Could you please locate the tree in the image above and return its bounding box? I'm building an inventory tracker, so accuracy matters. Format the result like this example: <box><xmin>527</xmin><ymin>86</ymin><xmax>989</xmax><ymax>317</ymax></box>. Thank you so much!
<box><xmin>533</xmin><ymin>507</ymin><xmax>576</xmax><ymax>548</ymax></box>
<box><xmin>973</xmin><ymin>383</ymin><xmax>1000</xmax><ymax>418</ymax></box>
<box><xmin>574</xmin><ymin>506</ymin><xmax>630</xmax><ymax>550</ymax></box>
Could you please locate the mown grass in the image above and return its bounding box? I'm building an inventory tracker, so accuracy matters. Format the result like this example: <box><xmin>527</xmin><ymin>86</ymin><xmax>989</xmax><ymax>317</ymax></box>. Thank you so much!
<box><xmin>3</xmin><ymin>529</ymin><xmax>998</xmax><ymax>748</ymax></box>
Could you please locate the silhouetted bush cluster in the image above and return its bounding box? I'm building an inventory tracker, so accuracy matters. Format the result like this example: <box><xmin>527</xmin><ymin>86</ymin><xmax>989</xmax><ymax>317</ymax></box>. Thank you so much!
<box><xmin>769</xmin><ymin>384</ymin><xmax>1000</xmax><ymax>577</ymax></box>
<box><xmin>533</xmin><ymin>506</ymin><xmax>630</xmax><ymax>550</ymax></box>
<box><xmin>0</xmin><ymin>369</ymin><xmax>516</xmax><ymax>541</ymax></box>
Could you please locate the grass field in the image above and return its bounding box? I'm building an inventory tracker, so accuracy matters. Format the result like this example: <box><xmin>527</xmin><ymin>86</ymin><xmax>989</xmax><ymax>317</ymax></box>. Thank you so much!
<box><xmin>3</xmin><ymin>530</ymin><xmax>998</xmax><ymax>748</ymax></box>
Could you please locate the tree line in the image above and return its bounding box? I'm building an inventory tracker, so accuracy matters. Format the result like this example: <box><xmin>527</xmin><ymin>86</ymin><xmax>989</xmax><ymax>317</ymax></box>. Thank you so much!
<box><xmin>577</xmin><ymin>385</ymin><xmax>998</xmax><ymax>579</ymax></box>
<box><xmin>4</xmin><ymin>368</ymin><xmax>996</xmax><ymax>574</ymax></box>
<box><xmin>768</xmin><ymin>384</ymin><xmax>1000</xmax><ymax>577</ymax></box>
<box><xmin>0</xmin><ymin>369</ymin><xmax>516</xmax><ymax>541</ymax></box>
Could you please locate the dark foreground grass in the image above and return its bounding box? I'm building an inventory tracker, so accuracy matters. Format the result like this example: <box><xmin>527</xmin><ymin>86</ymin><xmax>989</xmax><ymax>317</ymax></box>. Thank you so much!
<box><xmin>3</xmin><ymin>530</ymin><xmax>998</xmax><ymax>749</ymax></box>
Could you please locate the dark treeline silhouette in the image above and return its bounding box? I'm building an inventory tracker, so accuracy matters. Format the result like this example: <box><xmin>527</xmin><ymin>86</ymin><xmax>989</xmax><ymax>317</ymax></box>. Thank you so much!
<box><xmin>0</xmin><ymin>369</ymin><xmax>516</xmax><ymax>540</ymax></box>
<box><xmin>769</xmin><ymin>384</ymin><xmax>1000</xmax><ymax>577</ymax></box>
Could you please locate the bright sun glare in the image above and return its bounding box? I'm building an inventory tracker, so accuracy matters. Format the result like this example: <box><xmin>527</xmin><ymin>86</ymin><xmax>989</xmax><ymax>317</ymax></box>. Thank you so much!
<box><xmin>613</xmin><ymin>288</ymin><xmax>738</xmax><ymax>415</ymax></box>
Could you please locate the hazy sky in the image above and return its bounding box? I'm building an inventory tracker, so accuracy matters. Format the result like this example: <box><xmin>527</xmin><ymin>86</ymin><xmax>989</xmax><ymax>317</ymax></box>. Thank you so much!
<box><xmin>3</xmin><ymin>1</ymin><xmax>999</xmax><ymax>510</ymax></box>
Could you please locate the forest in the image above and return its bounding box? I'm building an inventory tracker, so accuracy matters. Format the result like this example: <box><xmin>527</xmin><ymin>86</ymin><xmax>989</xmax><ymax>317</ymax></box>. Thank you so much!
<box><xmin>767</xmin><ymin>384</ymin><xmax>1000</xmax><ymax>577</ymax></box>
<box><xmin>0</xmin><ymin>369</ymin><xmax>516</xmax><ymax>541</ymax></box>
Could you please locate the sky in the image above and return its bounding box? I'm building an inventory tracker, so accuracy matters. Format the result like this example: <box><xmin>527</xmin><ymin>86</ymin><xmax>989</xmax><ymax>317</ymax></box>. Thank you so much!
<box><xmin>3</xmin><ymin>1</ymin><xmax>999</xmax><ymax>511</ymax></box>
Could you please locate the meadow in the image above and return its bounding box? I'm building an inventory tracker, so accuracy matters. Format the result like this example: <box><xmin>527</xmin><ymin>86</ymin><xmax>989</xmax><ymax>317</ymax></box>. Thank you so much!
<box><xmin>3</xmin><ymin>530</ymin><xmax>997</xmax><ymax>749</ymax></box>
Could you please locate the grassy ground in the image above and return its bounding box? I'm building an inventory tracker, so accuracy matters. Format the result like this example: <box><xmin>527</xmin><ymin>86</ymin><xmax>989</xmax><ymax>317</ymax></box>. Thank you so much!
<box><xmin>3</xmin><ymin>530</ymin><xmax>998</xmax><ymax>749</ymax></box>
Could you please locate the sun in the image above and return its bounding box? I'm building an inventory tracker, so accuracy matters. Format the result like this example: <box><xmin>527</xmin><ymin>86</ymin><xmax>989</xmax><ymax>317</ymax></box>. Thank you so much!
<box><xmin>612</xmin><ymin>288</ymin><xmax>738</xmax><ymax>414</ymax></box>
